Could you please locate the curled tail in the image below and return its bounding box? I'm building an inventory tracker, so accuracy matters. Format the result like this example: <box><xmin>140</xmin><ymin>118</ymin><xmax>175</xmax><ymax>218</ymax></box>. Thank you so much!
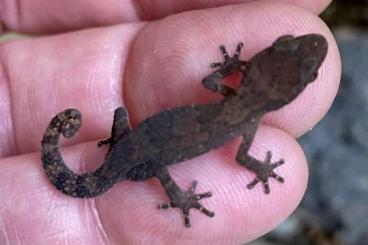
<box><xmin>41</xmin><ymin>109</ymin><xmax>114</xmax><ymax>198</ymax></box>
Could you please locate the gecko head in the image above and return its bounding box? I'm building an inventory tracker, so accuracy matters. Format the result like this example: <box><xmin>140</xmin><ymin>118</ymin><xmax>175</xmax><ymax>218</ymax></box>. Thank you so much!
<box><xmin>245</xmin><ymin>34</ymin><xmax>328</xmax><ymax>111</ymax></box>
<box><xmin>281</xmin><ymin>34</ymin><xmax>328</xmax><ymax>84</ymax></box>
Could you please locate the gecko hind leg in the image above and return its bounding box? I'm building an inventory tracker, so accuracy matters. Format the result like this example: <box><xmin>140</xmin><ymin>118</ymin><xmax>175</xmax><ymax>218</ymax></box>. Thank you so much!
<box><xmin>97</xmin><ymin>107</ymin><xmax>131</xmax><ymax>149</ymax></box>
<box><xmin>202</xmin><ymin>42</ymin><xmax>247</xmax><ymax>97</ymax></box>
<box><xmin>156</xmin><ymin>167</ymin><xmax>214</xmax><ymax>228</ymax></box>
<box><xmin>237</xmin><ymin>149</ymin><xmax>285</xmax><ymax>194</ymax></box>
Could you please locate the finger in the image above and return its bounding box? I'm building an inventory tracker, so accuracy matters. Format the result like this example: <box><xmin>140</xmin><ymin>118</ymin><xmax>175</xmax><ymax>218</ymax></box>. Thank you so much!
<box><xmin>0</xmin><ymin>0</ymin><xmax>331</xmax><ymax>33</ymax></box>
<box><xmin>0</xmin><ymin>125</ymin><xmax>307</xmax><ymax>244</ymax></box>
<box><xmin>0</xmin><ymin>24</ymin><xmax>142</xmax><ymax>156</ymax></box>
<box><xmin>0</xmin><ymin>142</ymin><xmax>111</xmax><ymax>244</ymax></box>
<box><xmin>125</xmin><ymin>2</ymin><xmax>340</xmax><ymax>137</ymax></box>
<box><xmin>0</xmin><ymin>3</ymin><xmax>340</xmax><ymax>156</ymax></box>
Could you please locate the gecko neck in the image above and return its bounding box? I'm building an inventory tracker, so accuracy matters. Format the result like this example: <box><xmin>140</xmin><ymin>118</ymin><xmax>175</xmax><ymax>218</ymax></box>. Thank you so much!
<box><xmin>223</xmin><ymin>92</ymin><xmax>268</xmax><ymax>116</ymax></box>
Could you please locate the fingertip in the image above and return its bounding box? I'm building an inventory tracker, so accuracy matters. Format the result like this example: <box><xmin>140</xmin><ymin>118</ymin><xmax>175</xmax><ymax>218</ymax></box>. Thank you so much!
<box><xmin>126</xmin><ymin>3</ymin><xmax>341</xmax><ymax>136</ymax></box>
<box><xmin>218</xmin><ymin>125</ymin><xmax>308</xmax><ymax>242</ymax></box>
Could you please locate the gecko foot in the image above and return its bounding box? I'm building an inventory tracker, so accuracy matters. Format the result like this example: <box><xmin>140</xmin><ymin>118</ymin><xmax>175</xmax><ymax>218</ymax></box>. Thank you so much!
<box><xmin>247</xmin><ymin>151</ymin><xmax>285</xmax><ymax>194</ymax></box>
<box><xmin>210</xmin><ymin>42</ymin><xmax>247</xmax><ymax>71</ymax></box>
<box><xmin>158</xmin><ymin>181</ymin><xmax>214</xmax><ymax>228</ymax></box>
<box><xmin>97</xmin><ymin>138</ymin><xmax>113</xmax><ymax>147</ymax></box>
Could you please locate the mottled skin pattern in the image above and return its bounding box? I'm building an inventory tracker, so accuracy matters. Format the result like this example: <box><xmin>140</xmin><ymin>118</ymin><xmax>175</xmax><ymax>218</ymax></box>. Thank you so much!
<box><xmin>41</xmin><ymin>34</ymin><xmax>328</xmax><ymax>227</ymax></box>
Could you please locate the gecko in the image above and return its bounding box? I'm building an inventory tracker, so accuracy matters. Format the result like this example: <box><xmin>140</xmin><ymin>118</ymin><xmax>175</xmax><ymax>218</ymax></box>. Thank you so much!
<box><xmin>41</xmin><ymin>34</ymin><xmax>328</xmax><ymax>228</ymax></box>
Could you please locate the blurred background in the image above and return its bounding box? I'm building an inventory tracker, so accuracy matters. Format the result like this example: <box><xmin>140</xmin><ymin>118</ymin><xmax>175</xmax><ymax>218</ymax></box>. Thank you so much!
<box><xmin>252</xmin><ymin>1</ymin><xmax>368</xmax><ymax>244</ymax></box>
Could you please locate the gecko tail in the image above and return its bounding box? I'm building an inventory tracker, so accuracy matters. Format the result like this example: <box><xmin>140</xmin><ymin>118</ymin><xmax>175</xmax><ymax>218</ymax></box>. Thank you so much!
<box><xmin>41</xmin><ymin>109</ymin><xmax>113</xmax><ymax>198</ymax></box>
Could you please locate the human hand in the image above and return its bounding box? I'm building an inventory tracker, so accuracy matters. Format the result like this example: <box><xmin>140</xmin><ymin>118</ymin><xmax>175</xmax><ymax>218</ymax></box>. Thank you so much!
<box><xmin>0</xmin><ymin>0</ymin><xmax>340</xmax><ymax>244</ymax></box>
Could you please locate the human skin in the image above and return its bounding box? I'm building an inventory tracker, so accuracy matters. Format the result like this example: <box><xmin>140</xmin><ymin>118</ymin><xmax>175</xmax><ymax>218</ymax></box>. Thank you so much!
<box><xmin>0</xmin><ymin>0</ymin><xmax>340</xmax><ymax>244</ymax></box>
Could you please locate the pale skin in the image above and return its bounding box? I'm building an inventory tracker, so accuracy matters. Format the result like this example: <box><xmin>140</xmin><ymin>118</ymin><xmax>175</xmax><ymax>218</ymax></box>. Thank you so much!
<box><xmin>0</xmin><ymin>1</ymin><xmax>340</xmax><ymax>244</ymax></box>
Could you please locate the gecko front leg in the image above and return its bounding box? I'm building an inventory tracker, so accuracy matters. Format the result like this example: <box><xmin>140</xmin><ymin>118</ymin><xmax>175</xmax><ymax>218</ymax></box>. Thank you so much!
<box><xmin>236</xmin><ymin>119</ymin><xmax>285</xmax><ymax>194</ymax></box>
<box><xmin>202</xmin><ymin>42</ymin><xmax>247</xmax><ymax>97</ymax></box>
<box><xmin>155</xmin><ymin>166</ymin><xmax>214</xmax><ymax>228</ymax></box>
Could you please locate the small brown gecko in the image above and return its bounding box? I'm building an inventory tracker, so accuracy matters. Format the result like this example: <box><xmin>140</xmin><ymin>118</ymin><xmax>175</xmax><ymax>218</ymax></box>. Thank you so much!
<box><xmin>41</xmin><ymin>34</ymin><xmax>328</xmax><ymax>227</ymax></box>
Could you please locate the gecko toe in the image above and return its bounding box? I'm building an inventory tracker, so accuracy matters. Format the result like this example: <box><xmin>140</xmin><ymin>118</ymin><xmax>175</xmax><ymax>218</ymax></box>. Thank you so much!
<box><xmin>210</xmin><ymin>62</ymin><xmax>223</xmax><ymax>68</ymax></box>
<box><xmin>247</xmin><ymin>178</ymin><xmax>260</xmax><ymax>190</ymax></box>
<box><xmin>184</xmin><ymin>213</ymin><xmax>191</xmax><ymax>228</ymax></box>
<box><xmin>219</xmin><ymin>45</ymin><xmax>230</xmax><ymax>60</ymax></box>
<box><xmin>196</xmin><ymin>191</ymin><xmax>212</xmax><ymax>200</ymax></box>
<box><xmin>189</xmin><ymin>181</ymin><xmax>198</xmax><ymax>193</ymax></box>
<box><xmin>263</xmin><ymin>181</ymin><xmax>270</xmax><ymax>194</ymax></box>
<box><xmin>158</xmin><ymin>202</ymin><xmax>175</xmax><ymax>209</ymax></box>
<box><xmin>193</xmin><ymin>202</ymin><xmax>215</xmax><ymax>217</ymax></box>
<box><xmin>234</xmin><ymin>42</ymin><xmax>244</xmax><ymax>57</ymax></box>
<box><xmin>270</xmin><ymin>172</ymin><xmax>285</xmax><ymax>183</ymax></box>
<box><xmin>271</xmin><ymin>159</ymin><xmax>285</xmax><ymax>168</ymax></box>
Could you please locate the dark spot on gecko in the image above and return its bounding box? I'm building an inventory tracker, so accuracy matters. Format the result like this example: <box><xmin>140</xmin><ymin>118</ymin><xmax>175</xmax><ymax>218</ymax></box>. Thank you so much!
<box><xmin>41</xmin><ymin>34</ymin><xmax>328</xmax><ymax>228</ymax></box>
<box><xmin>75</xmin><ymin>176</ymin><xmax>85</xmax><ymax>185</ymax></box>
<box><xmin>54</xmin><ymin>177</ymin><xmax>67</xmax><ymax>191</ymax></box>
<box><xmin>75</xmin><ymin>184</ymin><xmax>89</xmax><ymax>197</ymax></box>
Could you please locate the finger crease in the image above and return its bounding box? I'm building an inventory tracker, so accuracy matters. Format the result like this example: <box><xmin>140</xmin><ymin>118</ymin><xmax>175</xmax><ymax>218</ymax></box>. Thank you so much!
<box><xmin>0</xmin><ymin>53</ymin><xmax>17</xmax><ymax>156</ymax></box>
<box><xmin>86</xmin><ymin>198</ymin><xmax>111</xmax><ymax>245</ymax></box>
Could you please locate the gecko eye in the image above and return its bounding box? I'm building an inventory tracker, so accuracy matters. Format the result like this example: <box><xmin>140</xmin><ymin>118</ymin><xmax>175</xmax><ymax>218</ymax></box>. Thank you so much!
<box><xmin>300</xmin><ymin>57</ymin><xmax>319</xmax><ymax>83</ymax></box>
<box><xmin>275</xmin><ymin>35</ymin><xmax>294</xmax><ymax>43</ymax></box>
<box><xmin>273</xmin><ymin>35</ymin><xmax>299</xmax><ymax>52</ymax></box>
